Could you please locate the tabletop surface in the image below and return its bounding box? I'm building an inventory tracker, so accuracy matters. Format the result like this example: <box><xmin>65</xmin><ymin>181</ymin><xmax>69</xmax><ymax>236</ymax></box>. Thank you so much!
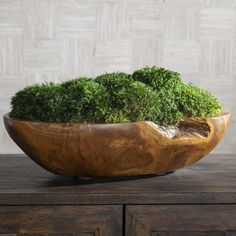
<box><xmin>0</xmin><ymin>154</ymin><xmax>235</xmax><ymax>205</ymax></box>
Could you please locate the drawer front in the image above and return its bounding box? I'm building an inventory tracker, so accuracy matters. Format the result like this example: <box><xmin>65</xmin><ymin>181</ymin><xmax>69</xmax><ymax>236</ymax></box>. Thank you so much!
<box><xmin>126</xmin><ymin>205</ymin><xmax>236</xmax><ymax>236</ymax></box>
<box><xmin>0</xmin><ymin>205</ymin><xmax>122</xmax><ymax>235</ymax></box>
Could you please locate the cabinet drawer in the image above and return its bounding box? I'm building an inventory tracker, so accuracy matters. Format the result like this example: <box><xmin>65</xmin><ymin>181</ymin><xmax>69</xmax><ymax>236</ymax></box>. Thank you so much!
<box><xmin>0</xmin><ymin>205</ymin><xmax>122</xmax><ymax>235</ymax></box>
<box><xmin>126</xmin><ymin>205</ymin><xmax>236</xmax><ymax>236</ymax></box>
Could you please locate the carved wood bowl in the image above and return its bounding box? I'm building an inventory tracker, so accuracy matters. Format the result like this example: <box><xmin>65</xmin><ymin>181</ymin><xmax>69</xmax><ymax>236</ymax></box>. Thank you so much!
<box><xmin>4</xmin><ymin>111</ymin><xmax>231</xmax><ymax>177</ymax></box>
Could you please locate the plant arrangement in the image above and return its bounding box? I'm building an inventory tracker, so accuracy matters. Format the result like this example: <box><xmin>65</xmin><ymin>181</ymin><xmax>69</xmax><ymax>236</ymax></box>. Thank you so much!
<box><xmin>5</xmin><ymin>66</ymin><xmax>230</xmax><ymax>177</ymax></box>
<box><xmin>10</xmin><ymin>66</ymin><xmax>222</xmax><ymax>126</ymax></box>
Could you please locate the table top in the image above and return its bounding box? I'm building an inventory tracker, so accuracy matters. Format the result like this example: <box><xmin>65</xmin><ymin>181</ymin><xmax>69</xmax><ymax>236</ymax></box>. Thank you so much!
<box><xmin>0</xmin><ymin>154</ymin><xmax>235</xmax><ymax>205</ymax></box>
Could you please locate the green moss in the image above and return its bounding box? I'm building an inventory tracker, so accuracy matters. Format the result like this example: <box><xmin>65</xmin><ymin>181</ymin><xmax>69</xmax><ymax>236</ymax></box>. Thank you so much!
<box><xmin>132</xmin><ymin>66</ymin><xmax>182</xmax><ymax>91</ymax></box>
<box><xmin>179</xmin><ymin>83</ymin><xmax>222</xmax><ymax>118</ymax></box>
<box><xmin>10</xmin><ymin>83</ymin><xmax>63</xmax><ymax>122</ymax></box>
<box><xmin>95</xmin><ymin>72</ymin><xmax>160</xmax><ymax>123</ymax></box>
<box><xmin>10</xmin><ymin>78</ymin><xmax>109</xmax><ymax>123</ymax></box>
<box><xmin>60</xmin><ymin>77</ymin><xmax>109</xmax><ymax>123</ymax></box>
<box><xmin>132</xmin><ymin>66</ymin><xmax>222</xmax><ymax>124</ymax></box>
<box><xmin>155</xmin><ymin>86</ymin><xmax>184</xmax><ymax>125</ymax></box>
<box><xmin>103</xmin><ymin>80</ymin><xmax>160</xmax><ymax>123</ymax></box>
<box><xmin>95</xmin><ymin>72</ymin><xmax>133</xmax><ymax>109</ymax></box>
<box><xmin>132</xmin><ymin>66</ymin><xmax>184</xmax><ymax>125</ymax></box>
<box><xmin>10</xmin><ymin>67</ymin><xmax>222</xmax><ymax>125</ymax></box>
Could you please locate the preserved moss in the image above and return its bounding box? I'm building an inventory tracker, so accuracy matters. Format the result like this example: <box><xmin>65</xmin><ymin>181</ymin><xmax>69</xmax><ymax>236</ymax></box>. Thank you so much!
<box><xmin>10</xmin><ymin>67</ymin><xmax>222</xmax><ymax>125</ymax></box>
<box><xmin>132</xmin><ymin>66</ymin><xmax>182</xmax><ymax>91</ymax></box>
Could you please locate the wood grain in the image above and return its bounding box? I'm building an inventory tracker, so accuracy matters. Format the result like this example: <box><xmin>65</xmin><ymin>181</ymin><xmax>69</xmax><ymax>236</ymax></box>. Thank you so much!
<box><xmin>126</xmin><ymin>205</ymin><xmax>236</xmax><ymax>236</ymax></box>
<box><xmin>1</xmin><ymin>153</ymin><xmax>236</xmax><ymax>236</ymax></box>
<box><xmin>3</xmin><ymin>112</ymin><xmax>231</xmax><ymax>177</ymax></box>
<box><xmin>0</xmin><ymin>205</ymin><xmax>122</xmax><ymax>235</ymax></box>
<box><xmin>0</xmin><ymin>154</ymin><xmax>236</xmax><ymax>205</ymax></box>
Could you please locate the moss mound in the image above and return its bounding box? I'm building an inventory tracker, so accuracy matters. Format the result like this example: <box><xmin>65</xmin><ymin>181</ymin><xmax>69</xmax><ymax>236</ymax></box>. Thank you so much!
<box><xmin>95</xmin><ymin>73</ymin><xmax>160</xmax><ymax>123</ymax></box>
<box><xmin>10</xmin><ymin>83</ymin><xmax>63</xmax><ymax>122</ymax></box>
<box><xmin>179</xmin><ymin>83</ymin><xmax>222</xmax><ymax>118</ymax></box>
<box><xmin>10</xmin><ymin>66</ymin><xmax>222</xmax><ymax>125</ymax></box>
<box><xmin>60</xmin><ymin>77</ymin><xmax>109</xmax><ymax>123</ymax></box>
<box><xmin>132</xmin><ymin>66</ymin><xmax>182</xmax><ymax>91</ymax></box>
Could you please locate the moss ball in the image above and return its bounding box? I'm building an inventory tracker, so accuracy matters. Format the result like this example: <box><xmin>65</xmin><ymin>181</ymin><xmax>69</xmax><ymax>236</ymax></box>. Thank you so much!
<box><xmin>95</xmin><ymin>72</ymin><xmax>133</xmax><ymax>109</ymax></box>
<box><xmin>103</xmin><ymin>80</ymin><xmax>160</xmax><ymax>123</ymax></box>
<box><xmin>179</xmin><ymin>83</ymin><xmax>222</xmax><ymax>118</ymax></box>
<box><xmin>60</xmin><ymin>77</ymin><xmax>109</xmax><ymax>123</ymax></box>
<box><xmin>10</xmin><ymin>83</ymin><xmax>63</xmax><ymax>122</ymax></box>
<box><xmin>132</xmin><ymin>66</ymin><xmax>182</xmax><ymax>91</ymax></box>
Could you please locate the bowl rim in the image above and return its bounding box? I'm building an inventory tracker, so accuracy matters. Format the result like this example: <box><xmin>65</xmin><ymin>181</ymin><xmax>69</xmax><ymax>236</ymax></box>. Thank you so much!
<box><xmin>3</xmin><ymin>110</ymin><xmax>231</xmax><ymax>126</ymax></box>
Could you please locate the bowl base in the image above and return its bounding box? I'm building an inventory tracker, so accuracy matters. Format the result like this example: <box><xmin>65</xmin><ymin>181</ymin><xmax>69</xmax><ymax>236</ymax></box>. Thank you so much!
<box><xmin>72</xmin><ymin>171</ymin><xmax>174</xmax><ymax>184</ymax></box>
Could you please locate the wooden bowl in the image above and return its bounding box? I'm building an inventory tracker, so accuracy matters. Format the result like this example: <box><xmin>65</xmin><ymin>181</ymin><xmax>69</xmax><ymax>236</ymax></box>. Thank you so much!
<box><xmin>3</xmin><ymin>112</ymin><xmax>231</xmax><ymax>177</ymax></box>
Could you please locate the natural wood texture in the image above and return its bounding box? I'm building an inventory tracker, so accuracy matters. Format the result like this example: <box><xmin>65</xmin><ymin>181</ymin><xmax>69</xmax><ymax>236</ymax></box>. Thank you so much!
<box><xmin>151</xmin><ymin>233</ymin><xmax>225</xmax><ymax>236</ymax></box>
<box><xmin>3</xmin><ymin>112</ymin><xmax>231</xmax><ymax>177</ymax></box>
<box><xmin>126</xmin><ymin>205</ymin><xmax>236</xmax><ymax>236</ymax></box>
<box><xmin>0</xmin><ymin>205</ymin><xmax>122</xmax><ymax>235</ymax></box>
<box><xmin>0</xmin><ymin>154</ymin><xmax>236</xmax><ymax>235</ymax></box>
<box><xmin>0</xmin><ymin>154</ymin><xmax>236</xmax><ymax>205</ymax></box>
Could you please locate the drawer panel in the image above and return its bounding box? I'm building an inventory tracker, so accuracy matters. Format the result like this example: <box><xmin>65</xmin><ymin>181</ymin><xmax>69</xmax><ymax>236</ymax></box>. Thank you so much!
<box><xmin>0</xmin><ymin>205</ymin><xmax>122</xmax><ymax>235</ymax></box>
<box><xmin>126</xmin><ymin>205</ymin><xmax>236</xmax><ymax>236</ymax></box>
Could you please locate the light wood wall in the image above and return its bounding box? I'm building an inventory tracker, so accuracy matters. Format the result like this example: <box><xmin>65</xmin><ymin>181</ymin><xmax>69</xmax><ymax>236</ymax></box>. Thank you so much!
<box><xmin>0</xmin><ymin>0</ymin><xmax>235</xmax><ymax>154</ymax></box>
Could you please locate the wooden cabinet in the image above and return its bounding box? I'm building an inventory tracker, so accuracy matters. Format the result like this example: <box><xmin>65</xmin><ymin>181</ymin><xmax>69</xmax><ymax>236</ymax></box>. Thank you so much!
<box><xmin>126</xmin><ymin>205</ymin><xmax>236</xmax><ymax>236</ymax></box>
<box><xmin>0</xmin><ymin>206</ymin><xmax>122</xmax><ymax>235</ymax></box>
<box><xmin>0</xmin><ymin>154</ymin><xmax>236</xmax><ymax>235</ymax></box>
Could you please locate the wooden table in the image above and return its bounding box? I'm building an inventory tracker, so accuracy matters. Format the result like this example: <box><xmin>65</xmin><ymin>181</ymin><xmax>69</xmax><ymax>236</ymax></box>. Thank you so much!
<box><xmin>0</xmin><ymin>154</ymin><xmax>236</xmax><ymax>235</ymax></box>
